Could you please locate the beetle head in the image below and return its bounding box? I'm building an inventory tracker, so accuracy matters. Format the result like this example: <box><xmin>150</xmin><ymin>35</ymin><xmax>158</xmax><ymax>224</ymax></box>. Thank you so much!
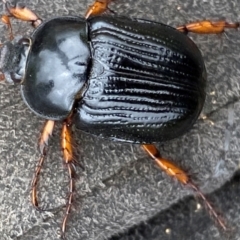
<box><xmin>0</xmin><ymin>37</ymin><xmax>30</xmax><ymax>84</ymax></box>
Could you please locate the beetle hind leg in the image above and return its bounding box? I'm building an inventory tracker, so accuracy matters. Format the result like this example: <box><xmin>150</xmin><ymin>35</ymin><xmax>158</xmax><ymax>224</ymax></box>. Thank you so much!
<box><xmin>142</xmin><ymin>144</ymin><xmax>227</xmax><ymax>231</ymax></box>
<box><xmin>177</xmin><ymin>20</ymin><xmax>239</xmax><ymax>34</ymax></box>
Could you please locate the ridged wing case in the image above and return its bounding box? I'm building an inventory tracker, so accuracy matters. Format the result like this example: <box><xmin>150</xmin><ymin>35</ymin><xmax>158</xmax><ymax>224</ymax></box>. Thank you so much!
<box><xmin>76</xmin><ymin>16</ymin><xmax>206</xmax><ymax>143</ymax></box>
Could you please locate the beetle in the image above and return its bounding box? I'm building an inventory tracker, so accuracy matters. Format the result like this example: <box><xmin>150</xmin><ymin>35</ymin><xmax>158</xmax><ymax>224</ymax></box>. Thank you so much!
<box><xmin>0</xmin><ymin>0</ymin><xmax>239</xmax><ymax>238</ymax></box>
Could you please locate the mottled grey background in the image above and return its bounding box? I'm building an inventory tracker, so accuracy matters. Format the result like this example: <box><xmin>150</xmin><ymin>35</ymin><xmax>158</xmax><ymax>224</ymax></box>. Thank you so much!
<box><xmin>0</xmin><ymin>0</ymin><xmax>239</xmax><ymax>240</ymax></box>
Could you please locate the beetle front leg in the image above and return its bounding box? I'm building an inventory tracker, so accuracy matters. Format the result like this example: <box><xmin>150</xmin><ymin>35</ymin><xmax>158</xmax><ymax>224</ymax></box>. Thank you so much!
<box><xmin>1</xmin><ymin>14</ymin><xmax>13</xmax><ymax>40</ymax></box>
<box><xmin>31</xmin><ymin>120</ymin><xmax>55</xmax><ymax>209</ymax></box>
<box><xmin>142</xmin><ymin>144</ymin><xmax>227</xmax><ymax>231</ymax></box>
<box><xmin>85</xmin><ymin>0</ymin><xmax>113</xmax><ymax>19</ymax></box>
<box><xmin>1</xmin><ymin>0</ymin><xmax>42</xmax><ymax>39</ymax></box>
<box><xmin>177</xmin><ymin>20</ymin><xmax>239</xmax><ymax>34</ymax></box>
<box><xmin>31</xmin><ymin>118</ymin><xmax>76</xmax><ymax>237</ymax></box>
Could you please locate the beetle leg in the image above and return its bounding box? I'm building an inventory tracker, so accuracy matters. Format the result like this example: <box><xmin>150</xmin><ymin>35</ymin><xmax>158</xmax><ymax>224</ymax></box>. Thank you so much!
<box><xmin>31</xmin><ymin>120</ymin><xmax>55</xmax><ymax>210</ymax></box>
<box><xmin>177</xmin><ymin>20</ymin><xmax>239</xmax><ymax>34</ymax></box>
<box><xmin>1</xmin><ymin>1</ymin><xmax>42</xmax><ymax>39</ymax></box>
<box><xmin>1</xmin><ymin>14</ymin><xmax>13</xmax><ymax>40</ymax></box>
<box><xmin>0</xmin><ymin>72</ymin><xmax>5</xmax><ymax>81</ymax></box>
<box><xmin>142</xmin><ymin>144</ymin><xmax>227</xmax><ymax>231</ymax></box>
<box><xmin>61</xmin><ymin>117</ymin><xmax>76</xmax><ymax>237</ymax></box>
<box><xmin>85</xmin><ymin>0</ymin><xmax>113</xmax><ymax>19</ymax></box>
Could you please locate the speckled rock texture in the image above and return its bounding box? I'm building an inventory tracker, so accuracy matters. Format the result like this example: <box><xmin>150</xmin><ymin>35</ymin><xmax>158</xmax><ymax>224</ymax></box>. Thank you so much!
<box><xmin>0</xmin><ymin>1</ymin><xmax>239</xmax><ymax>240</ymax></box>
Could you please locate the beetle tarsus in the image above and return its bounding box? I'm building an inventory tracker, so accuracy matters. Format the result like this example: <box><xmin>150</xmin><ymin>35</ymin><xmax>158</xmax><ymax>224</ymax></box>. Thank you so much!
<box><xmin>188</xmin><ymin>181</ymin><xmax>227</xmax><ymax>231</ymax></box>
<box><xmin>61</xmin><ymin>163</ymin><xmax>75</xmax><ymax>237</ymax></box>
<box><xmin>61</xmin><ymin>118</ymin><xmax>76</xmax><ymax>236</ymax></box>
<box><xmin>31</xmin><ymin>120</ymin><xmax>55</xmax><ymax>210</ymax></box>
<box><xmin>142</xmin><ymin>144</ymin><xmax>227</xmax><ymax>231</ymax></box>
<box><xmin>177</xmin><ymin>20</ymin><xmax>239</xmax><ymax>34</ymax></box>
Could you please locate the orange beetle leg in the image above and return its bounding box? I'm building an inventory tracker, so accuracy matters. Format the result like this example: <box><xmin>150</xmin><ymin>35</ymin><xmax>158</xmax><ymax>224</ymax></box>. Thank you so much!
<box><xmin>1</xmin><ymin>1</ymin><xmax>42</xmax><ymax>40</ymax></box>
<box><xmin>61</xmin><ymin>117</ymin><xmax>76</xmax><ymax>238</ymax></box>
<box><xmin>1</xmin><ymin>15</ymin><xmax>14</xmax><ymax>40</ymax></box>
<box><xmin>142</xmin><ymin>144</ymin><xmax>227</xmax><ymax>231</ymax></box>
<box><xmin>85</xmin><ymin>0</ymin><xmax>112</xmax><ymax>19</ymax></box>
<box><xmin>177</xmin><ymin>20</ymin><xmax>239</xmax><ymax>34</ymax></box>
<box><xmin>5</xmin><ymin>1</ymin><xmax>41</xmax><ymax>23</ymax></box>
<box><xmin>4</xmin><ymin>1</ymin><xmax>42</xmax><ymax>27</ymax></box>
<box><xmin>0</xmin><ymin>72</ymin><xmax>5</xmax><ymax>81</ymax></box>
<box><xmin>31</xmin><ymin>120</ymin><xmax>55</xmax><ymax>210</ymax></box>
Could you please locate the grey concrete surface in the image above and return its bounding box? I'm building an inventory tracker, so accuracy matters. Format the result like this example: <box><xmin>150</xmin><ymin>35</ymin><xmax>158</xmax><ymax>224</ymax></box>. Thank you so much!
<box><xmin>111</xmin><ymin>170</ymin><xmax>240</xmax><ymax>240</ymax></box>
<box><xmin>0</xmin><ymin>0</ymin><xmax>239</xmax><ymax>240</ymax></box>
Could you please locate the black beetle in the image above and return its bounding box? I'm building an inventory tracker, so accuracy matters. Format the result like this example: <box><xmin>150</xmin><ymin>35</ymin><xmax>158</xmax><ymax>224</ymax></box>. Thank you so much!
<box><xmin>7</xmin><ymin>16</ymin><xmax>206</xmax><ymax>141</ymax></box>
<box><xmin>0</xmin><ymin>0</ymin><xmax>239</xmax><ymax>238</ymax></box>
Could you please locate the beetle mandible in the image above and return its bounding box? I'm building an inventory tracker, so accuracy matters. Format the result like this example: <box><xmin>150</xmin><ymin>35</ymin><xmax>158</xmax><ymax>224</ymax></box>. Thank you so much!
<box><xmin>0</xmin><ymin>0</ymin><xmax>239</xmax><ymax>238</ymax></box>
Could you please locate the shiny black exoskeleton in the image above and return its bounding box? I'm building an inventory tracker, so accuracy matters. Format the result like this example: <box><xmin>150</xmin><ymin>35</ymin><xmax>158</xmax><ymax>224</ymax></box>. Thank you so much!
<box><xmin>0</xmin><ymin>16</ymin><xmax>206</xmax><ymax>143</ymax></box>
